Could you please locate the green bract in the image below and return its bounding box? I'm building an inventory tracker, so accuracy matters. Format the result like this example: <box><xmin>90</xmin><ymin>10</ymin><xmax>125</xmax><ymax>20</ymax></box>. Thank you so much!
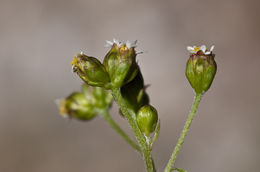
<box><xmin>137</xmin><ymin>105</ymin><xmax>158</xmax><ymax>136</ymax></box>
<box><xmin>72</xmin><ymin>53</ymin><xmax>110</xmax><ymax>88</ymax></box>
<box><xmin>185</xmin><ymin>50</ymin><xmax>217</xmax><ymax>94</ymax></box>
<box><xmin>103</xmin><ymin>43</ymin><xmax>139</xmax><ymax>88</ymax></box>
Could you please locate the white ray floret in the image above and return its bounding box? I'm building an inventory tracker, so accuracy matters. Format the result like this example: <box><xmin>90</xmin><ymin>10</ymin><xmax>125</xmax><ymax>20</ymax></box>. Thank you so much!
<box><xmin>187</xmin><ymin>45</ymin><xmax>215</xmax><ymax>55</ymax></box>
<box><xmin>126</xmin><ymin>40</ymin><xmax>137</xmax><ymax>49</ymax></box>
<box><xmin>105</xmin><ymin>39</ymin><xmax>138</xmax><ymax>49</ymax></box>
<box><xmin>113</xmin><ymin>38</ymin><xmax>122</xmax><ymax>47</ymax></box>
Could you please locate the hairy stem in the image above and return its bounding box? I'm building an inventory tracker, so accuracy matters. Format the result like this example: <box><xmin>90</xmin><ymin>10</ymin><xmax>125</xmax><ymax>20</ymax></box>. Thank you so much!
<box><xmin>164</xmin><ymin>93</ymin><xmax>203</xmax><ymax>172</ymax></box>
<box><xmin>111</xmin><ymin>87</ymin><xmax>155</xmax><ymax>172</ymax></box>
<box><xmin>98</xmin><ymin>108</ymin><xmax>141</xmax><ymax>152</ymax></box>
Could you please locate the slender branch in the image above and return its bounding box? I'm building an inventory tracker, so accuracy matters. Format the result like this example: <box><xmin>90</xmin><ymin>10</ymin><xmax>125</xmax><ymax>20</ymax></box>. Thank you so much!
<box><xmin>98</xmin><ymin>108</ymin><xmax>141</xmax><ymax>153</ymax></box>
<box><xmin>111</xmin><ymin>87</ymin><xmax>155</xmax><ymax>172</ymax></box>
<box><xmin>164</xmin><ymin>93</ymin><xmax>203</xmax><ymax>172</ymax></box>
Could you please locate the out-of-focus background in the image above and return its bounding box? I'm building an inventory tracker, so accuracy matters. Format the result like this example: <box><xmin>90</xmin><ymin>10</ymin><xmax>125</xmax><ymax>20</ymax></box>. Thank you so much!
<box><xmin>1</xmin><ymin>0</ymin><xmax>259</xmax><ymax>171</ymax></box>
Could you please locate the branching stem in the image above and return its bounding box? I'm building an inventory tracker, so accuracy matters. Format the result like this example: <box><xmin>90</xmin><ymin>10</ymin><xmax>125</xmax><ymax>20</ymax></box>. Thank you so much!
<box><xmin>111</xmin><ymin>87</ymin><xmax>155</xmax><ymax>172</ymax></box>
<box><xmin>99</xmin><ymin>108</ymin><xmax>141</xmax><ymax>153</ymax></box>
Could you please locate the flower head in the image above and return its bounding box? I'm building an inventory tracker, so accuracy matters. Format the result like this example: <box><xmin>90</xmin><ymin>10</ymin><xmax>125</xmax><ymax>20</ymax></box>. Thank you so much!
<box><xmin>103</xmin><ymin>39</ymin><xmax>139</xmax><ymax>87</ymax></box>
<box><xmin>105</xmin><ymin>38</ymin><xmax>137</xmax><ymax>49</ymax></box>
<box><xmin>185</xmin><ymin>45</ymin><xmax>217</xmax><ymax>94</ymax></box>
<box><xmin>57</xmin><ymin>84</ymin><xmax>113</xmax><ymax>121</ymax></box>
<box><xmin>71</xmin><ymin>53</ymin><xmax>110</xmax><ymax>88</ymax></box>
<box><xmin>187</xmin><ymin>45</ymin><xmax>214</xmax><ymax>55</ymax></box>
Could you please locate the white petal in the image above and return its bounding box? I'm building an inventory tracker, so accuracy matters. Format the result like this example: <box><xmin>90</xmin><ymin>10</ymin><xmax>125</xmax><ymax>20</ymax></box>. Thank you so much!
<box><xmin>126</xmin><ymin>40</ymin><xmax>131</xmax><ymax>49</ymax></box>
<box><xmin>205</xmin><ymin>51</ymin><xmax>211</xmax><ymax>55</ymax></box>
<box><xmin>200</xmin><ymin>45</ymin><xmax>206</xmax><ymax>53</ymax></box>
<box><xmin>210</xmin><ymin>45</ymin><xmax>215</xmax><ymax>52</ymax></box>
<box><xmin>187</xmin><ymin>46</ymin><xmax>194</xmax><ymax>51</ymax></box>
<box><xmin>113</xmin><ymin>38</ymin><xmax>121</xmax><ymax>46</ymax></box>
<box><xmin>80</xmin><ymin>51</ymin><xmax>84</xmax><ymax>55</ymax></box>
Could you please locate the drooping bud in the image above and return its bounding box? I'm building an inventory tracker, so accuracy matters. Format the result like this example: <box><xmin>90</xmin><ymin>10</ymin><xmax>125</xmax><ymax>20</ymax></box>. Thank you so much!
<box><xmin>72</xmin><ymin>53</ymin><xmax>110</xmax><ymax>88</ymax></box>
<box><xmin>59</xmin><ymin>92</ymin><xmax>96</xmax><ymax>120</ymax></box>
<box><xmin>186</xmin><ymin>45</ymin><xmax>217</xmax><ymax>94</ymax></box>
<box><xmin>121</xmin><ymin>69</ymin><xmax>149</xmax><ymax>112</ymax></box>
<box><xmin>58</xmin><ymin>84</ymin><xmax>113</xmax><ymax>121</ymax></box>
<box><xmin>136</xmin><ymin>105</ymin><xmax>158</xmax><ymax>136</ymax></box>
<box><xmin>103</xmin><ymin>39</ymin><xmax>139</xmax><ymax>88</ymax></box>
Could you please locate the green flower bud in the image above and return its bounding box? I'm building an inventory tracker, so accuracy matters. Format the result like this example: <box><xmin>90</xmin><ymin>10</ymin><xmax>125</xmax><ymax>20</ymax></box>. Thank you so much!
<box><xmin>58</xmin><ymin>84</ymin><xmax>113</xmax><ymax>121</ymax></box>
<box><xmin>121</xmin><ymin>69</ymin><xmax>149</xmax><ymax>112</ymax></box>
<box><xmin>136</xmin><ymin>105</ymin><xmax>158</xmax><ymax>136</ymax></box>
<box><xmin>71</xmin><ymin>53</ymin><xmax>110</xmax><ymax>88</ymax></box>
<box><xmin>186</xmin><ymin>45</ymin><xmax>217</xmax><ymax>94</ymax></box>
<box><xmin>103</xmin><ymin>39</ymin><xmax>139</xmax><ymax>88</ymax></box>
<box><xmin>59</xmin><ymin>92</ymin><xmax>96</xmax><ymax>120</ymax></box>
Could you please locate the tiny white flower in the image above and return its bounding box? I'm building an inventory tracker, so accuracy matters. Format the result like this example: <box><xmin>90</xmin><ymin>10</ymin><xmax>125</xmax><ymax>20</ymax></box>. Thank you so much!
<box><xmin>113</xmin><ymin>38</ymin><xmax>122</xmax><ymax>47</ymax></box>
<box><xmin>187</xmin><ymin>45</ymin><xmax>214</xmax><ymax>55</ymax></box>
<box><xmin>187</xmin><ymin>46</ymin><xmax>194</xmax><ymax>51</ymax></box>
<box><xmin>187</xmin><ymin>46</ymin><xmax>200</xmax><ymax>53</ymax></box>
<box><xmin>105</xmin><ymin>39</ymin><xmax>138</xmax><ymax>49</ymax></box>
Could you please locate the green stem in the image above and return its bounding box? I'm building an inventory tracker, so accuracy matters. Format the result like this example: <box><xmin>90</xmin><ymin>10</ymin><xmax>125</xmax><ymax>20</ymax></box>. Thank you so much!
<box><xmin>111</xmin><ymin>87</ymin><xmax>155</xmax><ymax>172</ymax></box>
<box><xmin>98</xmin><ymin>108</ymin><xmax>141</xmax><ymax>153</ymax></box>
<box><xmin>164</xmin><ymin>93</ymin><xmax>203</xmax><ymax>172</ymax></box>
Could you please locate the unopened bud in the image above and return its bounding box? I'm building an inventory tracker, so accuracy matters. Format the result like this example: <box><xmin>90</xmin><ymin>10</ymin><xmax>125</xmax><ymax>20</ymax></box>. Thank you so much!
<box><xmin>136</xmin><ymin>105</ymin><xmax>158</xmax><ymax>136</ymax></box>
<box><xmin>103</xmin><ymin>39</ymin><xmax>139</xmax><ymax>87</ymax></box>
<box><xmin>186</xmin><ymin>45</ymin><xmax>217</xmax><ymax>94</ymax></box>
<box><xmin>72</xmin><ymin>53</ymin><xmax>110</xmax><ymax>88</ymax></box>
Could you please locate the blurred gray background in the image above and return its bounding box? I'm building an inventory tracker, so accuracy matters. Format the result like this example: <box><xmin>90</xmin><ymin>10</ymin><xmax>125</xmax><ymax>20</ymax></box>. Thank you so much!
<box><xmin>1</xmin><ymin>0</ymin><xmax>259</xmax><ymax>171</ymax></box>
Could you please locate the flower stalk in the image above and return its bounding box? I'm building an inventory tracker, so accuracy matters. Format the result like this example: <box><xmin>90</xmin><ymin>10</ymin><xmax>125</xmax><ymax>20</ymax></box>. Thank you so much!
<box><xmin>111</xmin><ymin>87</ymin><xmax>155</xmax><ymax>172</ymax></box>
<box><xmin>164</xmin><ymin>93</ymin><xmax>203</xmax><ymax>172</ymax></box>
<box><xmin>98</xmin><ymin>107</ymin><xmax>141</xmax><ymax>153</ymax></box>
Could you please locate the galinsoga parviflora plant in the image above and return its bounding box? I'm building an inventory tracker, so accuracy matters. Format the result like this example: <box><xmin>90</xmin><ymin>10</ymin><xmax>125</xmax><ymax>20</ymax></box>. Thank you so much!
<box><xmin>57</xmin><ymin>39</ymin><xmax>217</xmax><ymax>172</ymax></box>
